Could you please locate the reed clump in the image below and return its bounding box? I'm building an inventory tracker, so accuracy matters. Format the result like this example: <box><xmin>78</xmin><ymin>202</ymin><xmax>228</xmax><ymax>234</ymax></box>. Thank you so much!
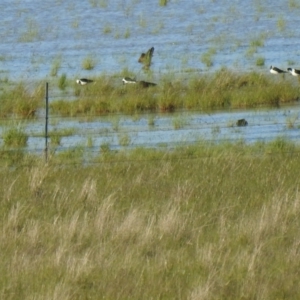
<box><xmin>0</xmin><ymin>83</ymin><xmax>43</xmax><ymax>118</ymax></box>
<box><xmin>2</xmin><ymin>126</ymin><xmax>28</xmax><ymax>147</ymax></box>
<box><xmin>82</xmin><ymin>56</ymin><xmax>96</xmax><ymax>70</ymax></box>
<box><xmin>1</xmin><ymin>140</ymin><xmax>300</xmax><ymax>299</ymax></box>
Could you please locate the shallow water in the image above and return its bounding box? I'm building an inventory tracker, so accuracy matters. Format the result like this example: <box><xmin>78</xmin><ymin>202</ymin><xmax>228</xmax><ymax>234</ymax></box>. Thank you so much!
<box><xmin>1</xmin><ymin>0</ymin><xmax>300</xmax><ymax>82</ymax></box>
<box><xmin>1</xmin><ymin>104</ymin><xmax>299</xmax><ymax>155</ymax></box>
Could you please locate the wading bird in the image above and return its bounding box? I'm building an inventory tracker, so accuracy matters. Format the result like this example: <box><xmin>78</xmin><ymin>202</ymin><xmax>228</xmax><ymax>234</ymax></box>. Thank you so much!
<box><xmin>76</xmin><ymin>78</ymin><xmax>94</xmax><ymax>85</ymax></box>
<box><xmin>122</xmin><ymin>77</ymin><xmax>157</xmax><ymax>87</ymax></box>
<box><xmin>270</xmin><ymin>66</ymin><xmax>287</xmax><ymax>74</ymax></box>
<box><xmin>287</xmin><ymin>68</ymin><xmax>300</xmax><ymax>76</ymax></box>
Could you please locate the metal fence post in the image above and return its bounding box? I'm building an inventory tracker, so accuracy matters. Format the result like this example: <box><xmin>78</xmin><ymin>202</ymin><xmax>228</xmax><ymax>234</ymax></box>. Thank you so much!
<box><xmin>45</xmin><ymin>82</ymin><xmax>49</xmax><ymax>162</ymax></box>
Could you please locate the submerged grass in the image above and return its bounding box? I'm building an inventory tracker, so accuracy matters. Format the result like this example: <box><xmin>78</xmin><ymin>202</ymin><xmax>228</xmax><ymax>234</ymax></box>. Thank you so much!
<box><xmin>49</xmin><ymin>70</ymin><xmax>300</xmax><ymax>116</ymax></box>
<box><xmin>1</xmin><ymin>140</ymin><xmax>300</xmax><ymax>299</ymax></box>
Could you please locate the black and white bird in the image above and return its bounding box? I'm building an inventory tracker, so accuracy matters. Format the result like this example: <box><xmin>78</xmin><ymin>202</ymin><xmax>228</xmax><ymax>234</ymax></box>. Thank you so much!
<box><xmin>287</xmin><ymin>68</ymin><xmax>300</xmax><ymax>76</ymax></box>
<box><xmin>270</xmin><ymin>66</ymin><xmax>287</xmax><ymax>74</ymax></box>
<box><xmin>122</xmin><ymin>77</ymin><xmax>137</xmax><ymax>84</ymax></box>
<box><xmin>76</xmin><ymin>78</ymin><xmax>93</xmax><ymax>85</ymax></box>
<box><xmin>122</xmin><ymin>77</ymin><xmax>157</xmax><ymax>88</ymax></box>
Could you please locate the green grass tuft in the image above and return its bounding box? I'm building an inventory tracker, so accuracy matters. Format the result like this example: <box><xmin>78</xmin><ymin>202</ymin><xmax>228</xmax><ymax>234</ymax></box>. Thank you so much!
<box><xmin>0</xmin><ymin>83</ymin><xmax>43</xmax><ymax>118</ymax></box>
<box><xmin>256</xmin><ymin>56</ymin><xmax>265</xmax><ymax>66</ymax></box>
<box><xmin>82</xmin><ymin>56</ymin><xmax>96</xmax><ymax>70</ymax></box>
<box><xmin>58</xmin><ymin>73</ymin><xmax>67</xmax><ymax>90</ymax></box>
<box><xmin>2</xmin><ymin>126</ymin><xmax>28</xmax><ymax>147</ymax></box>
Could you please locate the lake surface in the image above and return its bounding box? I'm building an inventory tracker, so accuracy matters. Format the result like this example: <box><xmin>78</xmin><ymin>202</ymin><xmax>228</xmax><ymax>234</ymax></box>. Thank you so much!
<box><xmin>1</xmin><ymin>0</ymin><xmax>300</xmax><ymax>82</ymax></box>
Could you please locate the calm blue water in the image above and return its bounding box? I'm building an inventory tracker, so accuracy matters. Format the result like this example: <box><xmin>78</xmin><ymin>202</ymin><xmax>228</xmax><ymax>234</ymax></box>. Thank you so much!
<box><xmin>1</xmin><ymin>105</ymin><xmax>299</xmax><ymax>153</ymax></box>
<box><xmin>1</xmin><ymin>0</ymin><xmax>300</xmax><ymax>82</ymax></box>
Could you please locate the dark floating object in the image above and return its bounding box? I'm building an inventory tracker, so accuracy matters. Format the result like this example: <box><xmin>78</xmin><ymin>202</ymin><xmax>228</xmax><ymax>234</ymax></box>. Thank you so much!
<box><xmin>122</xmin><ymin>77</ymin><xmax>157</xmax><ymax>88</ymax></box>
<box><xmin>139</xmin><ymin>80</ymin><xmax>157</xmax><ymax>88</ymax></box>
<box><xmin>76</xmin><ymin>78</ymin><xmax>94</xmax><ymax>85</ymax></box>
<box><xmin>138</xmin><ymin>47</ymin><xmax>154</xmax><ymax>68</ymax></box>
<box><xmin>270</xmin><ymin>66</ymin><xmax>287</xmax><ymax>74</ymax></box>
<box><xmin>236</xmin><ymin>119</ymin><xmax>248</xmax><ymax>127</ymax></box>
<box><xmin>287</xmin><ymin>68</ymin><xmax>300</xmax><ymax>76</ymax></box>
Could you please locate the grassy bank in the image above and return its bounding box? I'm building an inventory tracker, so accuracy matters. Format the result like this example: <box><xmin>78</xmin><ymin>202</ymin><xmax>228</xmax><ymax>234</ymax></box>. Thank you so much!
<box><xmin>1</xmin><ymin>70</ymin><xmax>298</xmax><ymax>119</ymax></box>
<box><xmin>1</xmin><ymin>140</ymin><xmax>300</xmax><ymax>299</ymax></box>
<box><xmin>50</xmin><ymin>70</ymin><xmax>299</xmax><ymax>116</ymax></box>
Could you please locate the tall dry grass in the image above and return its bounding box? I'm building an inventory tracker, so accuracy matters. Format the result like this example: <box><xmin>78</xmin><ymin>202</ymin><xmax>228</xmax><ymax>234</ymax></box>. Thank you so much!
<box><xmin>1</xmin><ymin>142</ymin><xmax>300</xmax><ymax>299</ymax></box>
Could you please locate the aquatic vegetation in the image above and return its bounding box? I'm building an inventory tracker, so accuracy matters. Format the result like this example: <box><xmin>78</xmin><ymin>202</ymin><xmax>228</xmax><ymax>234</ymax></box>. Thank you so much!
<box><xmin>277</xmin><ymin>16</ymin><xmax>286</xmax><ymax>31</ymax></box>
<box><xmin>159</xmin><ymin>0</ymin><xmax>168</xmax><ymax>6</ymax></box>
<box><xmin>82</xmin><ymin>56</ymin><xmax>96</xmax><ymax>70</ymax></box>
<box><xmin>50</xmin><ymin>133</ymin><xmax>61</xmax><ymax>146</ymax></box>
<box><xmin>87</xmin><ymin>136</ymin><xmax>93</xmax><ymax>148</ymax></box>
<box><xmin>58</xmin><ymin>73</ymin><xmax>67</xmax><ymax>90</ymax></box>
<box><xmin>103</xmin><ymin>24</ymin><xmax>112</xmax><ymax>34</ymax></box>
<box><xmin>286</xmin><ymin>113</ymin><xmax>298</xmax><ymax>128</ymax></box>
<box><xmin>18</xmin><ymin>18</ymin><xmax>40</xmax><ymax>42</ymax></box>
<box><xmin>124</xmin><ymin>28</ymin><xmax>131</xmax><ymax>39</ymax></box>
<box><xmin>49</xmin><ymin>128</ymin><xmax>75</xmax><ymax>146</ymax></box>
<box><xmin>138</xmin><ymin>13</ymin><xmax>147</xmax><ymax>28</ymax></box>
<box><xmin>2</xmin><ymin>126</ymin><xmax>28</xmax><ymax>147</ymax></box>
<box><xmin>55</xmin><ymin>145</ymin><xmax>85</xmax><ymax>163</ymax></box>
<box><xmin>50</xmin><ymin>57</ymin><xmax>61</xmax><ymax>77</ymax></box>
<box><xmin>250</xmin><ymin>38</ymin><xmax>264</xmax><ymax>48</ymax></box>
<box><xmin>100</xmin><ymin>142</ymin><xmax>111</xmax><ymax>153</ymax></box>
<box><xmin>256</xmin><ymin>56</ymin><xmax>265</xmax><ymax>66</ymax></box>
<box><xmin>118</xmin><ymin>133</ymin><xmax>131</xmax><ymax>147</ymax></box>
<box><xmin>0</xmin><ymin>83</ymin><xmax>43</xmax><ymax>118</ymax></box>
<box><xmin>201</xmin><ymin>48</ymin><xmax>216</xmax><ymax>67</ymax></box>
<box><xmin>172</xmin><ymin>115</ymin><xmax>188</xmax><ymax>129</ymax></box>
<box><xmin>148</xmin><ymin>115</ymin><xmax>155</xmax><ymax>127</ymax></box>
<box><xmin>289</xmin><ymin>0</ymin><xmax>300</xmax><ymax>8</ymax></box>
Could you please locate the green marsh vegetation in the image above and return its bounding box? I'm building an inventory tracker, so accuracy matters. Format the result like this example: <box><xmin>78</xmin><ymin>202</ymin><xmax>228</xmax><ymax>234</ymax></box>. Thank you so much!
<box><xmin>49</xmin><ymin>70</ymin><xmax>300</xmax><ymax>117</ymax></box>
<box><xmin>81</xmin><ymin>56</ymin><xmax>96</xmax><ymax>70</ymax></box>
<box><xmin>0</xmin><ymin>82</ymin><xmax>43</xmax><ymax>118</ymax></box>
<box><xmin>58</xmin><ymin>73</ymin><xmax>67</xmax><ymax>90</ymax></box>
<box><xmin>159</xmin><ymin>0</ymin><xmax>168</xmax><ymax>6</ymax></box>
<box><xmin>200</xmin><ymin>48</ymin><xmax>216</xmax><ymax>67</ymax></box>
<box><xmin>277</xmin><ymin>15</ymin><xmax>286</xmax><ymax>32</ymax></box>
<box><xmin>1</xmin><ymin>139</ymin><xmax>300</xmax><ymax>299</ymax></box>
<box><xmin>255</xmin><ymin>56</ymin><xmax>265</xmax><ymax>66</ymax></box>
<box><xmin>18</xmin><ymin>18</ymin><xmax>40</xmax><ymax>43</ymax></box>
<box><xmin>49</xmin><ymin>128</ymin><xmax>75</xmax><ymax>147</ymax></box>
<box><xmin>172</xmin><ymin>114</ymin><xmax>188</xmax><ymax>129</ymax></box>
<box><xmin>50</xmin><ymin>56</ymin><xmax>62</xmax><ymax>77</ymax></box>
<box><xmin>2</xmin><ymin>126</ymin><xmax>28</xmax><ymax>147</ymax></box>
